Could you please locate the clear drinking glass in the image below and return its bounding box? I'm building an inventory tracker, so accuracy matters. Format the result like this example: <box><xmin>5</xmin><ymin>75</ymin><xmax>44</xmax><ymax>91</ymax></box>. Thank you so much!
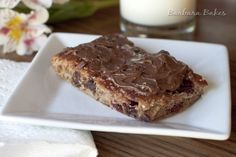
<box><xmin>120</xmin><ymin>0</ymin><xmax>196</xmax><ymax>38</ymax></box>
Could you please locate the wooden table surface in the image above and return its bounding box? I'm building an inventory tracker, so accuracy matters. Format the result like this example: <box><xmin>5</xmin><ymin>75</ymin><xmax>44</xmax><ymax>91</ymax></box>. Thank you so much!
<box><xmin>1</xmin><ymin>0</ymin><xmax>236</xmax><ymax>156</ymax></box>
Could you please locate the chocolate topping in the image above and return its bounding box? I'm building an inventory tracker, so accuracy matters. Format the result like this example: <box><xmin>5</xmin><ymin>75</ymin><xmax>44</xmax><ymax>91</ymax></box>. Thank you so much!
<box><xmin>69</xmin><ymin>34</ymin><xmax>188</xmax><ymax>96</ymax></box>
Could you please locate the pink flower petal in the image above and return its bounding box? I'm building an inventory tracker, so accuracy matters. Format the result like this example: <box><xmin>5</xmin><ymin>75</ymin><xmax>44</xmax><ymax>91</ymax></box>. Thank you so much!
<box><xmin>16</xmin><ymin>39</ymin><xmax>29</xmax><ymax>55</ymax></box>
<box><xmin>27</xmin><ymin>8</ymin><xmax>49</xmax><ymax>25</ymax></box>
<box><xmin>26</xmin><ymin>24</ymin><xmax>51</xmax><ymax>38</ymax></box>
<box><xmin>17</xmin><ymin>36</ymin><xmax>35</xmax><ymax>55</ymax></box>
<box><xmin>22</xmin><ymin>0</ymin><xmax>52</xmax><ymax>10</ymax></box>
<box><xmin>24</xmin><ymin>38</ymin><xmax>34</xmax><ymax>46</ymax></box>
<box><xmin>0</xmin><ymin>34</ymin><xmax>9</xmax><ymax>45</ymax></box>
<box><xmin>0</xmin><ymin>27</ymin><xmax>10</xmax><ymax>35</ymax></box>
<box><xmin>0</xmin><ymin>0</ymin><xmax>20</xmax><ymax>8</ymax></box>
<box><xmin>31</xmin><ymin>34</ymin><xmax>47</xmax><ymax>51</ymax></box>
<box><xmin>16</xmin><ymin>34</ymin><xmax>48</xmax><ymax>55</ymax></box>
<box><xmin>2</xmin><ymin>38</ymin><xmax>18</xmax><ymax>53</ymax></box>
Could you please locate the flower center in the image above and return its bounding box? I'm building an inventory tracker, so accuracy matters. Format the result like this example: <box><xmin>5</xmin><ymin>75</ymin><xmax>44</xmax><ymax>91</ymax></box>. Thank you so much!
<box><xmin>6</xmin><ymin>16</ymin><xmax>25</xmax><ymax>43</ymax></box>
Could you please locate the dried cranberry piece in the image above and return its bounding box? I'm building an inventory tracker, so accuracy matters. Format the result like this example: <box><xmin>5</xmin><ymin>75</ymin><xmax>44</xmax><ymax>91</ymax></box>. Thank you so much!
<box><xmin>112</xmin><ymin>103</ymin><xmax>123</xmax><ymax>113</ymax></box>
<box><xmin>177</xmin><ymin>79</ymin><xmax>194</xmax><ymax>93</ymax></box>
<box><xmin>127</xmin><ymin>101</ymin><xmax>138</xmax><ymax>117</ymax></box>
<box><xmin>167</xmin><ymin>102</ymin><xmax>183</xmax><ymax>113</ymax></box>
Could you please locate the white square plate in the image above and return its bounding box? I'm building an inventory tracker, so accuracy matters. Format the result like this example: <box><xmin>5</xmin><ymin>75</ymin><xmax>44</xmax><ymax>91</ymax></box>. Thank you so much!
<box><xmin>1</xmin><ymin>33</ymin><xmax>231</xmax><ymax>140</ymax></box>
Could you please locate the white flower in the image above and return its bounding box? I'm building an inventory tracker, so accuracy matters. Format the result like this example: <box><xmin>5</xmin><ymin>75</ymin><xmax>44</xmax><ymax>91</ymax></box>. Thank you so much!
<box><xmin>0</xmin><ymin>9</ymin><xmax>51</xmax><ymax>55</ymax></box>
<box><xmin>0</xmin><ymin>0</ymin><xmax>69</xmax><ymax>9</ymax></box>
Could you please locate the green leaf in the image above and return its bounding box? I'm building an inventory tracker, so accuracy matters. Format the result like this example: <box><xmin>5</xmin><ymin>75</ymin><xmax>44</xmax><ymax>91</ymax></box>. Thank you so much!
<box><xmin>15</xmin><ymin>0</ymin><xmax>119</xmax><ymax>23</ymax></box>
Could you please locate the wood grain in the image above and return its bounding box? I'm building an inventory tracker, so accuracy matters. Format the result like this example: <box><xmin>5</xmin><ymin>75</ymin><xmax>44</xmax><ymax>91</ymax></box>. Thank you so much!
<box><xmin>1</xmin><ymin>0</ymin><xmax>236</xmax><ymax>156</ymax></box>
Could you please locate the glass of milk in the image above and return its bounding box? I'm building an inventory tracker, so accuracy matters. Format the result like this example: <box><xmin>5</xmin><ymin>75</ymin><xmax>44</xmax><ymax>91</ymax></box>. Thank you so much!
<box><xmin>120</xmin><ymin>0</ymin><xmax>196</xmax><ymax>38</ymax></box>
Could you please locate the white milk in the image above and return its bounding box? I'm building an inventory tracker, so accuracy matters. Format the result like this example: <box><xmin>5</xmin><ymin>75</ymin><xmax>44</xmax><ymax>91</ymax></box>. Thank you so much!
<box><xmin>120</xmin><ymin>0</ymin><xmax>196</xmax><ymax>26</ymax></box>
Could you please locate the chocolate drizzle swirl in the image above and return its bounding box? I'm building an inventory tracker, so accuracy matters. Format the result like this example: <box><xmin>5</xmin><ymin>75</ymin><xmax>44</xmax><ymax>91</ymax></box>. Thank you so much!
<box><xmin>70</xmin><ymin>34</ymin><xmax>188</xmax><ymax>96</ymax></box>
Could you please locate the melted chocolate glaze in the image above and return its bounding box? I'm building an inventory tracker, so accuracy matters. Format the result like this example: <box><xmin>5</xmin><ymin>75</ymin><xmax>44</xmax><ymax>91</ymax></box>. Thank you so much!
<box><xmin>65</xmin><ymin>34</ymin><xmax>189</xmax><ymax>96</ymax></box>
